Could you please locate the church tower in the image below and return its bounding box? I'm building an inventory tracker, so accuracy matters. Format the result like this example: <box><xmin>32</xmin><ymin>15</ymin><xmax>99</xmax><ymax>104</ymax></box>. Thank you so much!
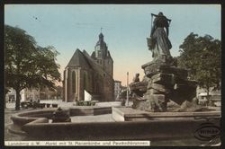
<box><xmin>63</xmin><ymin>32</ymin><xmax>114</xmax><ymax>102</ymax></box>
<box><xmin>91</xmin><ymin>32</ymin><xmax>113</xmax><ymax>77</ymax></box>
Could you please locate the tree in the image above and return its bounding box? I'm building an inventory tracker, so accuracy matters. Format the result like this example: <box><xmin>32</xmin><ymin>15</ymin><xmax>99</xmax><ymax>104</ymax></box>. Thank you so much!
<box><xmin>4</xmin><ymin>25</ymin><xmax>61</xmax><ymax>110</ymax></box>
<box><xmin>26</xmin><ymin>46</ymin><xmax>61</xmax><ymax>89</ymax></box>
<box><xmin>55</xmin><ymin>86</ymin><xmax>63</xmax><ymax>99</ymax></box>
<box><xmin>178</xmin><ymin>33</ymin><xmax>221</xmax><ymax>98</ymax></box>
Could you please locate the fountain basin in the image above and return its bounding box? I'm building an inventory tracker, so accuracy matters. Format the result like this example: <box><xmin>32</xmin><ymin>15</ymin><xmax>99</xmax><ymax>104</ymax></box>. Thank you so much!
<box><xmin>22</xmin><ymin>117</ymin><xmax>220</xmax><ymax>141</ymax></box>
<box><xmin>9</xmin><ymin>106</ymin><xmax>220</xmax><ymax>141</ymax></box>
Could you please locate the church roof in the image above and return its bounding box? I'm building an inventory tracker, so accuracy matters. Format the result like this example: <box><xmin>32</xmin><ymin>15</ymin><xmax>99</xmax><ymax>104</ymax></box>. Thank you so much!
<box><xmin>66</xmin><ymin>49</ymin><xmax>92</xmax><ymax>69</ymax></box>
<box><xmin>82</xmin><ymin>50</ymin><xmax>113</xmax><ymax>78</ymax></box>
<box><xmin>91</xmin><ymin>51</ymin><xmax>96</xmax><ymax>59</ymax></box>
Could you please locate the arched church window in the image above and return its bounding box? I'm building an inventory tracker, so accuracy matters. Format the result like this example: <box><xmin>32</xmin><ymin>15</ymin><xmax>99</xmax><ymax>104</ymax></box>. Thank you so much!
<box><xmin>72</xmin><ymin>71</ymin><xmax>76</xmax><ymax>93</ymax></box>
<box><xmin>83</xmin><ymin>72</ymin><xmax>87</xmax><ymax>90</ymax></box>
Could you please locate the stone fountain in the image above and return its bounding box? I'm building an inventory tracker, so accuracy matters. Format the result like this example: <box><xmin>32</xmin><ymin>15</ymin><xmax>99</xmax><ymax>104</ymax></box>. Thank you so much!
<box><xmin>130</xmin><ymin>12</ymin><xmax>199</xmax><ymax>112</ymax></box>
<box><xmin>112</xmin><ymin>12</ymin><xmax>220</xmax><ymax>124</ymax></box>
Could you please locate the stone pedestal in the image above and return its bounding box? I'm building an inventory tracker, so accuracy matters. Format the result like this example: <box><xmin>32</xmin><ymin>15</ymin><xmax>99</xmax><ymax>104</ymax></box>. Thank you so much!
<box><xmin>131</xmin><ymin>59</ymin><xmax>197</xmax><ymax>112</ymax></box>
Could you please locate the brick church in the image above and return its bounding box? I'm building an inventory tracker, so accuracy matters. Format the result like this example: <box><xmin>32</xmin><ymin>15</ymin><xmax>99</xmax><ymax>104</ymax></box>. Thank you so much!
<box><xmin>63</xmin><ymin>32</ymin><xmax>114</xmax><ymax>102</ymax></box>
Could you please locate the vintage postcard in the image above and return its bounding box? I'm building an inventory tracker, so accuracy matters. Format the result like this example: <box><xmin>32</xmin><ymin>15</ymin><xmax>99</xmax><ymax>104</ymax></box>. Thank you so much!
<box><xmin>4</xmin><ymin>4</ymin><xmax>221</xmax><ymax>147</ymax></box>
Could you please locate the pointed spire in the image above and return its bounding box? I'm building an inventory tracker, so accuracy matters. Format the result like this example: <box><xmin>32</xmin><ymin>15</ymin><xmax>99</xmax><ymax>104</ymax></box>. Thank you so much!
<box><xmin>99</xmin><ymin>33</ymin><xmax>104</xmax><ymax>40</ymax></box>
<box><xmin>99</xmin><ymin>27</ymin><xmax>104</xmax><ymax>41</ymax></box>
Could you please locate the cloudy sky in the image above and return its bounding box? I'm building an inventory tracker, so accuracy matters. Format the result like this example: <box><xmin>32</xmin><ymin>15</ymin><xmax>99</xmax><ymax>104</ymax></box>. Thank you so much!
<box><xmin>4</xmin><ymin>4</ymin><xmax>221</xmax><ymax>86</ymax></box>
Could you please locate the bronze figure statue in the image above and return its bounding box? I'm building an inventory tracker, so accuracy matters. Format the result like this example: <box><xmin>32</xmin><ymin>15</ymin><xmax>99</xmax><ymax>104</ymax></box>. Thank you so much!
<box><xmin>148</xmin><ymin>12</ymin><xmax>172</xmax><ymax>62</ymax></box>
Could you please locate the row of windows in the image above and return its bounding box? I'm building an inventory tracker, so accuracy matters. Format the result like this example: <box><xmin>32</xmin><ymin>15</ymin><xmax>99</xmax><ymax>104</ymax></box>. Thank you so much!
<box><xmin>68</xmin><ymin>70</ymin><xmax>113</xmax><ymax>94</ymax></box>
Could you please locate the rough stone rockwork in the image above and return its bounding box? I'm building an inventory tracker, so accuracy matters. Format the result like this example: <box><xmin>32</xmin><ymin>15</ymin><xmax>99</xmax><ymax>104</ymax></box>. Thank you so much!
<box><xmin>131</xmin><ymin>57</ymin><xmax>197</xmax><ymax>112</ymax></box>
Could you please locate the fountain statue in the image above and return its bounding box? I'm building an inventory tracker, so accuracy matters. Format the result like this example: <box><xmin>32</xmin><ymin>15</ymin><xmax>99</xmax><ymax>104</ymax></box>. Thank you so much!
<box><xmin>130</xmin><ymin>12</ymin><xmax>199</xmax><ymax>112</ymax></box>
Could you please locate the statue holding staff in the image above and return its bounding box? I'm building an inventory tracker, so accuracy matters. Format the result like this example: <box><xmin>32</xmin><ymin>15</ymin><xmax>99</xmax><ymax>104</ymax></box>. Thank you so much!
<box><xmin>147</xmin><ymin>12</ymin><xmax>172</xmax><ymax>62</ymax></box>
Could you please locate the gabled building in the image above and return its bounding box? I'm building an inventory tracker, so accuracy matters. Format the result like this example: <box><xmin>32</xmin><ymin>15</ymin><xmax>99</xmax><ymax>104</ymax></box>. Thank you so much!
<box><xmin>5</xmin><ymin>88</ymin><xmax>40</xmax><ymax>103</ymax></box>
<box><xmin>63</xmin><ymin>32</ymin><xmax>114</xmax><ymax>102</ymax></box>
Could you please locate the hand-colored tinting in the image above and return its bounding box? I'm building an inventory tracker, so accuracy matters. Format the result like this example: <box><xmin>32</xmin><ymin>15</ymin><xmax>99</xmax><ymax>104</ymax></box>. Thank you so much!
<box><xmin>4</xmin><ymin>4</ymin><xmax>221</xmax><ymax>86</ymax></box>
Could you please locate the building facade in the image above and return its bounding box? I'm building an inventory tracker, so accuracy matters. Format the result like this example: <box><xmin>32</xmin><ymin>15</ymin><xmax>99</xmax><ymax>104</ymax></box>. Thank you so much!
<box><xmin>63</xmin><ymin>33</ymin><xmax>114</xmax><ymax>102</ymax></box>
<box><xmin>5</xmin><ymin>88</ymin><xmax>40</xmax><ymax>103</ymax></box>
<box><xmin>114</xmin><ymin>80</ymin><xmax>122</xmax><ymax>100</ymax></box>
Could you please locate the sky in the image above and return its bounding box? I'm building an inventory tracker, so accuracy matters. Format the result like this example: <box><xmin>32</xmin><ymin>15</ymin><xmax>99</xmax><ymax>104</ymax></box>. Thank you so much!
<box><xmin>4</xmin><ymin>4</ymin><xmax>221</xmax><ymax>86</ymax></box>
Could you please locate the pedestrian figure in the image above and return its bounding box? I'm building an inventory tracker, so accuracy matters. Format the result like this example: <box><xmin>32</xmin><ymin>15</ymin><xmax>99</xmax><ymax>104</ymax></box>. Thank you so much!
<box><xmin>133</xmin><ymin>73</ymin><xmax>140</xmax><ymax>82</ymax></box>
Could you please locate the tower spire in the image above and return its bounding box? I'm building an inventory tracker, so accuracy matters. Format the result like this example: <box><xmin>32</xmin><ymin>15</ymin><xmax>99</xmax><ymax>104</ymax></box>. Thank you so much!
<box><xmin>99</xmin><ymin>28</ymin><xmax>104</xmax><ymax>41</ymax></box>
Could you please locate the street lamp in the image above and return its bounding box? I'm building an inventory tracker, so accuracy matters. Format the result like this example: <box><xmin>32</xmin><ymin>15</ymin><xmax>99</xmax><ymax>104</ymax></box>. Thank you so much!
<box><xmin>126</xmin><ymin>72</ymin><xmax>129</xmax><ymax>106</ymax></box>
